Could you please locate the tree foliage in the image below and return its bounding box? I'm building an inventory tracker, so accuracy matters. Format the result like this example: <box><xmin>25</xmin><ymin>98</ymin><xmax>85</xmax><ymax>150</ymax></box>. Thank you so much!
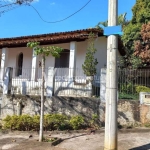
<box><xmin>27</xmin><ymin>42</ymin><xmax>63</xmax><ymax>57</ymax></box>
<box><xmin>121</xmin><ymin>0</ymin><xmax>150</xmax><ymax>68</ymax></box>
<box><xmin>132</xmin><ymin>0</ymin><xmax>150</xmax><ymax>25</ymax></box>
<box><xmin>82</xmin><ymin>33</ymin><xmax>98</xmax><ymax>76</ymax></box>
<box><xmin>134</xmin><ymin>22</ymin><xmax>150</xmax><ymax>65</ymax></box>
<box><xmin>96</xmin><ymin>13</ymin><xmax>129</xmax><ymax>28</ymax></box>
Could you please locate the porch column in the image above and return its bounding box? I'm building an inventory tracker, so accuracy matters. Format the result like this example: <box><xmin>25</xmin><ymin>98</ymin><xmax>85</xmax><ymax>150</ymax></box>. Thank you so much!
<box><xmin>0</xmin><ymin>48</ymin><xmax>8</xmax><ymax>80</ymax></box>
<box><xmin>31</xmin><ymin>49</ymin><xmax>38</xmax><ymax>81</ymax></box>
<box><xmin>69</xmin><ymin>41</ymin><xmax>76</xmax><ymax>80</ymax></box>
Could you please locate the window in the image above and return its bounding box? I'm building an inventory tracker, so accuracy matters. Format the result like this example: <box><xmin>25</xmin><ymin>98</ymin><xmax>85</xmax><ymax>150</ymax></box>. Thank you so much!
<box><xmin>55</xmin><ymin>49</ymin><xmax>70</xmax><ymax>78</ymax></box>
<box><xmin>55</xmin><ymin>49</ymin><xmax>70</xmax><ymax>68</ymax></box>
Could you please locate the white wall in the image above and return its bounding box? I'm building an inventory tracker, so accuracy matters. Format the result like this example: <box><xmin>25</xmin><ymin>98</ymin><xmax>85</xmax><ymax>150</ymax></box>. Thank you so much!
<box><xmin>4</xmin><ymin>43</ymin><xmax>70</xmax><ymax>69</ymax></box>
<box><xmin>7</xmin><ymin>47</ymin><xmax>32</xmax><ymax>68</ymax></box>
<box><xmin>2</xmin><ymin>37</ymin><xmax>121</xmax><ymax>74</ymax></box>
<box><xmin>0</xmin><ymin>49</ymin><xmax>2</xmax><ymax>67</ymax></box>
<box><xmin>76</xmin><ymin>37</ymin><xmax>108</xmax><ymax>70</ymax></box>
<box><xmin>94</xmin><ymin>37</ymin><xmax>107</xmax><ymax>70</ymax></box>
<box><xmin>44</xmin><ymin>43</ymin><xmax>70</xmax><ymax>68</ymax></box>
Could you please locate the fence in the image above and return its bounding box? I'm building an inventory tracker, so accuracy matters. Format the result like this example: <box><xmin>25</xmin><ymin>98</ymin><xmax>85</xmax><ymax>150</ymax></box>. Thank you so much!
<box><xmin>11</xmin><ymin>68</ymin><xmax>51</xmax><ymax>95</ymax></box>
<box><xmin>118</xmin><ymin>69</ymin><xmax>150</xmax><ymax>99</ymax></box>
<box><xmin>1</xmin><ymin>67</ymin><xmax>149</xmax><ymax>99</ymax></box>
<box><xmin>1</xmin><ymin>67</ymin><xmax>100</xmax><ymax>97</ymax></box>
<box><xmin>54</xmin><ymin>68</ymin><xmax>100</xmax><ymax>97</ymax></box>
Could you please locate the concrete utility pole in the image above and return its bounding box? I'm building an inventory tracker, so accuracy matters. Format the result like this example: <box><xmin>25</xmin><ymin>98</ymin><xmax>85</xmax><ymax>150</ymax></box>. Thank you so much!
<box><xmin>104</xmin><ymin>0</ymin><xmax>118</xmax><ymax>150</ymax></box>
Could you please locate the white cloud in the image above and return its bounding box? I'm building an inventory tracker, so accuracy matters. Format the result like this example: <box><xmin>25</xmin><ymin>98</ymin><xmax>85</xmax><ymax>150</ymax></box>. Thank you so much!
<box><xmin>50</xmin><ymin>2</ymin><xmax>55</xmax><ymax>5</ymax></box>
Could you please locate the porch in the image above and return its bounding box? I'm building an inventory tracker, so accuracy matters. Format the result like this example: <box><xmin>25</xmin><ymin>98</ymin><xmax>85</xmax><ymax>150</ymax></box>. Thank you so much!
<box><xmin>0</xmin><ymin>67</ymin><xmax>100</xmax><ymax>97</ymax></box>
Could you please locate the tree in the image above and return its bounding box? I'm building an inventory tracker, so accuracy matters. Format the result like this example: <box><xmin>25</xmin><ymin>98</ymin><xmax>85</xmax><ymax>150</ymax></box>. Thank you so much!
<box><xmin>0</xmin><ymin>0</ymin><xmax>34</xmax><ymax>15</ymax></box>
<box><xmin>96</xmin><ymin>13</ymin><xmax>129</xmax><ymax>28</ymax></box>
<box><xmin>82</xmin><ymin>32</ymin><xmax>98</xmax><ymax>76</ymax></box>
<box><xmin>27</xmin><ymin>42</ymin><xmax>62</xmax><ymax>142</ymax></box>
<box><xmin>0</xmin><ymin>0</ymin><xmax>34</xmax><ymax>16</ymax></box>
<box><xmin>134</xmin><ymin>22</ymin><xmax>150</xmax><ymax>65</ymax></box>
<box><xmin>122</xmin><ymin>0</ymin><xmax>150</xmax><ymax>68</ymax></box>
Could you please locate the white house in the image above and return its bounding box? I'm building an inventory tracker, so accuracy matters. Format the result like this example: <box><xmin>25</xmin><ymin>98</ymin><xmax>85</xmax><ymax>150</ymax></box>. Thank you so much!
<box><xmin>0</xmin><ymin>28</ymin><xmax>124</xmax><ymax>97</ymax></box>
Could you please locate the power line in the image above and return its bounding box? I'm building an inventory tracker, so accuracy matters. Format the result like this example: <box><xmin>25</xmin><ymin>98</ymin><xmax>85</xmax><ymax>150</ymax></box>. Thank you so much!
<box><xmin>0</xmin><ymin>0</ymin><xmax>92</xmax><ymax>22</ymax></box>
<box><xmin>27</xmin><ymin>0</ymin><xmax>92</xmax><ymax>23</ymax></box>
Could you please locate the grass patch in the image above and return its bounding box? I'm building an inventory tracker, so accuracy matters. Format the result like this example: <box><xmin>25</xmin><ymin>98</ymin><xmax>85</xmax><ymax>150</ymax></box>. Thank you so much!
<box><xmin>43</xmin><ymin>137</ymin><xmax>58</xmax><ymax>142</ymax></box>
<box><xmin>119</xmin><ymin>93</ymin><xmax>139</xmax><ymax>100</ymax></box>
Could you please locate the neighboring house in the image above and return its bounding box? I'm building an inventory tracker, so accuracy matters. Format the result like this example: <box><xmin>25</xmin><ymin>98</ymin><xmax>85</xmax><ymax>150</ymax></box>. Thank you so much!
<box><xmin>0</xmin><ymin>28</ymin><xmax>124</xmax><ymax>97</ymax></box>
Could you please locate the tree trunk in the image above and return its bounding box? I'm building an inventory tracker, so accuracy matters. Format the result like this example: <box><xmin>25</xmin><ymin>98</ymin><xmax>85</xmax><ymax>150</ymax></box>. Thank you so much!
<box><xmin>39</xmin><ymin>55</ymin><xmax>45</xmax><ymax>142</ymax></box>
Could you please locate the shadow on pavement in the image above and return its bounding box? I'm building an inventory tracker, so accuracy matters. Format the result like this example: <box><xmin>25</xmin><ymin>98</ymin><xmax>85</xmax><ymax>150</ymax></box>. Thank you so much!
<box><xmin>62</xmin><ymin>133</ymin><xmax>87</xmax><ymax>141</ymax></box>
<box><xmin>129</xmin><ymin>143</ymin><xmax>150</xmax><ymax>150</ymax></box>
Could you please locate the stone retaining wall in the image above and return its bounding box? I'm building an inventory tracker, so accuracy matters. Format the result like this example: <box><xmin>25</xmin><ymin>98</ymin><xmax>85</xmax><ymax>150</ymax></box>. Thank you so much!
<box><xmin>1</xmin><ymin>95</ymin><xmax>150</xmax><ymax>126</ymax></box>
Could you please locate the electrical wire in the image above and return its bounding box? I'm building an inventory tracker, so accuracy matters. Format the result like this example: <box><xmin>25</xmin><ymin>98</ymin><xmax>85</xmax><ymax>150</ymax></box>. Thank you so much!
<box><xmin>27</xmin><ymin>0</ymin><xmax>92</xmax><ymax>23</ymax></box>
<box><xmin>0</xmin><ymin>0</ymin><xmax>92</xmax><ymax>22</ymax></box>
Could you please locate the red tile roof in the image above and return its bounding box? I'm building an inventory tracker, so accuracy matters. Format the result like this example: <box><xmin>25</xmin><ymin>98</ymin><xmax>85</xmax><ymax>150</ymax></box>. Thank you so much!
<box><xmin>0</xmin><ymin>28</ymin><xmax>103</xmax><ymax>48</ymax></box>
<box><xmin>0</xmin><ymin>28</ymin><xmax>125</xmax><ymax>56</ymax></box>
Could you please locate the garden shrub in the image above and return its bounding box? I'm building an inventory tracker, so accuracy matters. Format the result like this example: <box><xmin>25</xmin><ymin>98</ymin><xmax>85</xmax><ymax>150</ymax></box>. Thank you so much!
<box><xmin>119</xmin><ymin>92</ymin><xmax>139</xmax><ymax>100</ymax></box>
<box><xmin>3</xmin><ymin>115</ymin><xmax>20</xmax><ymax>130</ymax></box>
<box><xmin>3</xmin><ymin>114</ymin><xmax>87</xmax><ymax>131</ymax></box>
<box><xmin>90</xmin><ymin>114</ymin><xmax>100</xmax><ymax>129</ymax></box>
<box><xmin>69</xmin><ymin>115</ymin><xmax>84</xmax><ymax>130</ymax></box>
<box><xmin>135</xmin><ymin>86</ymin><xmax>150</xmax><ymax>93</ymax></box>
<box><xmin>44</xmin><ymin>114</ymin><xmax>53</xmax><ymax>131</ymax></box>
<box><xmin>119</xmin><ymin>82</ymin><xmax>136</xmax><ymax>94</ymax></box>
<box><xmin>32</xmin><ymin>115</ymin><xmax>40</xmax><ymax>131</ymax></box>
<box><xmin>51</xmin><ymin>114</ymin><xmax>69</xmax><ymax>130</ymax></box>
<box><xmin>3</xmin><ymin>114</ymin><xmax>71</xmax><ymax>131</ymax></box>
<box><xmin>18</xmin><ymin>115</ymin><xmax>33</xmax><ymax>131</ymax></box>
<box><xmin>44</xmin><ymin>114</ymin><xmax>69</xmax><ymax>131</ymax></box>
<box><xmin>3</xmin><ymin>115</ymin><xmax>12</xmax><ymax>129</ymax></box>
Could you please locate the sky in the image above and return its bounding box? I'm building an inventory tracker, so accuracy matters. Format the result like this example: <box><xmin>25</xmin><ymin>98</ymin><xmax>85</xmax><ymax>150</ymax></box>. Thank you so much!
<box><xmin>0</xmin><ymin>0</ymin><xmax>136</xmax><ymax>38</ymax></box>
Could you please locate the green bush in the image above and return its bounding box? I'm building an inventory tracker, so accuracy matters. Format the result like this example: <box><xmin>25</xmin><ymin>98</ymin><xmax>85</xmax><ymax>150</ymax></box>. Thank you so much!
<box><xmin>3</xmin><ymin>115</ymin><xmax>12</xmax><ymax>129</ymax></box>
<box><xmin>2</xmin><ymin>114</ymin><xmax>88</xmax><ymax>131</ymax></box>
<box><xmin>69</xmin><ymin>115</ymin><xmax>84</xmax><ymax>130</ymax></box>
<box><xmin>51</xmin><ymin>114</ymin><xmax>69</xmax><ymax>130</ymax></box>
<box><xmin>119</xmin><ymin>92</ymin><xmax>139</xmax><ymax>100</ymax></box>
<box><xmin>18</xmin><ymin>115</ymin><xmax>33</xmax><ymax>131</ymax></box>
<box><xmin>135</xmin><ymin>86</ymin><xmax>150</xmax><ymax>93</ymax></box>
<box><xmin>3</xmin><ymin>114</ymin><xmax>70</xmax><ymax>131</ymax></box>
<box><xmin>44</xmin><ymin>114</ymin><xmax>53</xmax><ymax>131</ymax></box>
<box><xmin>3</xmin><ymin>115</ymin><xmax>20</xmax><ymax>130</ymax></box>
<box><xmin>119</xmin><ymin>82</ymin><xmax>136</xmax><ymax>94</ymax></box>
<box><xmin>90</xmin><ymin>114</ymin><xmax>99</xmax><ymax>129</ymax></box>
<box><xmin>44</xmin><ymin>114</ymin><xmax>69</xmax><ymax>131</ymax></box>
<box><xmin>32</xmin><ymin>115</ymin><xmax>40</xmax><ymax>131</ymax></box>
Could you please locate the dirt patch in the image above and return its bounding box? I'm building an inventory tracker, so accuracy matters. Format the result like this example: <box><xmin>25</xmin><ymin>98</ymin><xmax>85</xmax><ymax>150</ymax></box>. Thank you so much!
<box><xmin>0</xmin><ymin>133</ymin><xmax>65</xmax><ymax>150</ymax></box>
<box><xmin>0</xmin><ymin>137</ymin><xmax>27</xmax><ymax>150</ymax></box>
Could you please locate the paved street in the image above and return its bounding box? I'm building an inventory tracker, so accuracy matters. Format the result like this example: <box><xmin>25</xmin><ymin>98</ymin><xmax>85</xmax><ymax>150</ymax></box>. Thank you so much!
<box><xmin>0</xmin><ymin>129</ymin><xmax>150</xmax><ymax>150</ymax></box>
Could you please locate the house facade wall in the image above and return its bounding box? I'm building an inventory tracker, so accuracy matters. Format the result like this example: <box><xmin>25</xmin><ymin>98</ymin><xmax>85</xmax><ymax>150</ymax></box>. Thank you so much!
<box><xmin>0</xmin><ymin>36</ymin><xmax>121</xmax><ymax>73</ymax></box>
<box><xmin>7</xmin><ymin>47</ymin><xmax>32</xmax><ymax>69</ymax></box>
<box><xmin>73</xmin><ymin>37</ymin><xmax>108</xmax><ymax>70</ymax></box>
<box><xmin>0</xmin><ymin>36</ymin><xmax>122</xmax><ymax>96</ymax></box>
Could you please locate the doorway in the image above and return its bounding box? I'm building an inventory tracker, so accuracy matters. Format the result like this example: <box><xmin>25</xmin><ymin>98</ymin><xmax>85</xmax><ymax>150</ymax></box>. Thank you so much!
<box><xmin>17</xmin><ymin>52</ymin><xmax>23</xmax><ymax>76</ymax></box>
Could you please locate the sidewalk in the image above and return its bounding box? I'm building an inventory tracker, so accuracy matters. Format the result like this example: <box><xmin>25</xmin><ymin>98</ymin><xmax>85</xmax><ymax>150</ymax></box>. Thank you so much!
<box><xmin>54</xmin><ymin>129</ymin><xmax>150</xmax><ymax>150</ymax></box>
<box><xmin>0</xmin><ymin>129</ymin><xmax>150</xmax><ymax>150</ymax></box>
